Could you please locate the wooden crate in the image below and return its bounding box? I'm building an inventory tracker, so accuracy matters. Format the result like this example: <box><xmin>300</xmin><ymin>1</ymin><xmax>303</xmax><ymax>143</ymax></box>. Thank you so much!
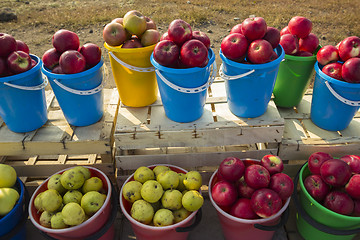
<box><xmin>278</xmin><ymin>90</ymin><xmax>360</xmax><ymax>161</ymax></box>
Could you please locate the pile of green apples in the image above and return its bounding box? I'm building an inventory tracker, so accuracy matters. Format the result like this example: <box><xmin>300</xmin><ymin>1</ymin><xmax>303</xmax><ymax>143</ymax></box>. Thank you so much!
<box><xmin>33</xmin><ymin>166</ymin><xmax>107</xmax><ymax>229</ymax></box>
<box><xmin>0</xmin><ymin>164</ymin><xmax>19</xmax><ymax>217</ymax></box>
<box><xmin>122</xmin><ymin>165</ymin><xmax>204</xmax><ymax>226</ymax></box>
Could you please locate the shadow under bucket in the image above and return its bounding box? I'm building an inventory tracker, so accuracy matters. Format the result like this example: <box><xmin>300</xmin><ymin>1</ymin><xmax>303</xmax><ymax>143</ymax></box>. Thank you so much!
<box><xmin>0</xmin><ymin>178</ymin><xmax>28</xmax><ymax>240</ymax></box>
<box><xmin>104</xmin><ymin>43</ymin><xmax>158</xmax><ymax>107</ymax></box>
<box><xmin>209</xmin><ymin>164</ymin><xmax>290</xmax><ymax>240</ymax></box>
<box><xmin>294</xmin><ymin>163</ymin><xmax>360</xmax><ymax>240</ymax></box>
<box><xmin>120</xmin><ymin>164</ymin><xmax>202</xmax><ymax>240</ymax></box>
<box><xmin>41</xmin><ymin>59</ymin><xmax>104</xmax><ymax>127</ymax></box>
<box><xmin>150</xmin><ymin>49</ymin><xmax>216</xmax><ymax>123</ymax></box>
<box><xmin>219</xmin><ymin>45</ymin><xmax>285</xmax><ymax>118</ymax></box>
<box><xmin>0</xmin><ymin>55</ymin><xmax>48</xmax><ymax>133</ymax></box>
<box><xmin>310</xmin><ymin>61</ymin><xmax>360</xmax><ymax>131</ymax></box>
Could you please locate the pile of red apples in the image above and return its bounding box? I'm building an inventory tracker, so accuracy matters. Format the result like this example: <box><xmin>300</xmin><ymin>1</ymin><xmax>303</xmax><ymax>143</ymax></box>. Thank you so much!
<box><xmin>0</xmin><ymin>33</ymin><xmax>36</xmax><ymax>77</ymax></box>
<box><xmin>220</xmin><ymin>16</ymin><xmax>281</xmax><ymax>64</ymax></box>
<box><xmin>316</xmin><ymin>36</ymin><xmax>360</xmax><ymax>83</ymax></box>
<box><xmin>211</xmin><ymin>155</ymin><xmax>294</xmax><ymax>219</ymax></box>
<box><xmin>42</xmin><ymin>29</ymin><xmax>102</xmax><ymax>74</ymax></box>
<box><xmin>153</xmin><ymin>19</ymin><xmax>211</xmax><ymax>68</ymax></box>
<box><xmin>304</xmin><ymin>152</ymin><xmax>360</xmax><ymax>216</ymax></box>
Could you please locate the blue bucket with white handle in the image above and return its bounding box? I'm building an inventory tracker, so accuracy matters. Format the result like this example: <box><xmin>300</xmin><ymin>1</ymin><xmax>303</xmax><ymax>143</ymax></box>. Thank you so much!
<box><xmin>219</xmin><ymin>45</ymin><xmax>285</xmax><ymax>118</ymax></box>
<box><xmin>310</xmin><ymin>61</ymin><xmax>360</xmax><ymax>131</ymax></box>
<box><xmin>150</xmin><ymin>49</ymin><xmax>216</xmax><ymax>123</ymax></box>
<box><xmin>41</xmin><ymin>59</ymin><xmax>104</xmax><ymax>127</ymax></box>
<box><xmin>0</xmin><ymin>55</ymin><xmax>48</xmax><ymax>133</ymax></box>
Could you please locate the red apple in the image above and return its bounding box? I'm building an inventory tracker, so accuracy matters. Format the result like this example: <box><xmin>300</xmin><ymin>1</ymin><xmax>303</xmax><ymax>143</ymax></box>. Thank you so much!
<box><xmin>338</xmin><ymin>36</ymin><xmax>360</xmax><ymax>62</ymax></box>
<box><xmin>345</xmin><ymin>174</ymin><xmax>360</xmax><ymax>200</ymax></box>
<box><xmin>237</xmin><ymin>177</ymin><xmax>256</xmax><ymax>199</ymax></box>
<box><xmin>288</xmin><ymin>16</ymin><xmax>312</xmax><ymax>39</ymax></box>
<box><xmin>230</xmin><ymin>198</ymin><xmax>259</xmax><ymax>219</ymax></box>
<box><xmin>153</xmin><ymin>40</ymin><xmax>180</xmax><ymax>67</ymax></box>
<box><xmin>316</xmin><ymin>45</ymin><xmax>339</xmax><ymax>66</ymax></box>
<box><xmin>180</xmin><ymin>39</ymin><xmax>208</xmax><ymax>68</ymax></box>
<box><xmin>263</xmin><ymin>27</ymin><xmax>280</xmax><ymax>49</ymax></box>
<box><xmin>42</xmin><ymin>48</ymin><xmax>61</xmax><ymax>70</ymax></box>
<box><xmin>280</xmin><ymin>34</ymin><xmax>299</xmax><ymax>55</ymax></box>
<box><xmin>230</xmin><ymin>23</ymin><xmax>243</xmax><ymax>35</ymax></box>
<box><xmin>269</xmin><ymin>51</ymin><xmax>279</xmax><ymax>61</ymax></box>
<box><xmin>192</xmin><ymin>31</ymin><xmax>211</xmax><ymax>49</ymax></box>
<box><xmin>304</xmin><ymin>174</ymin><xmax>330</xmax><ymax>202</ymax></box>
<box><xmin>280</xmin><ymin>26</ymin><xmax>291</xmax><ymax>36</ymax></box>
<box><xmin>341</xmin><ymin>57</ymin><xmax>360</xmax><ymax>83</ymax></box>
<box><xmin>322</xmin><ymin>62</ymin><xmax>343</xmax><ymax>81</ymax></box>
<box><xmin>15</xmin><ymin>40</ymin><xmax>29</xmax><ymax>54</ymax></box>
<box><xmin>103</xmin><ymin>22</ymin><xmax>128</xmax><ymax>47</ymax></box>
<box><xmin>260</xmin><ymin>154</ymin><xmax>284</xmax><ymax>175</ymax></box>
<box><xmin>220</xmin><ymin>33</ymin><xmax>248</xmax><ymax>61</ymax></box>
<box><xmin>52</xmin><ymin>65</ymin><xmax>63</xmax><ymax>74</ymax></box>
<box><xmin>296</xmin><ymin>51</ymin><xmax>313</xmax><ymax>57</ymax></box>
<box><xmin>7</xmin><ymin>50</ymin><xmax>31</xmax><ymax>73</ymax></box>
<box><xmin>340</xmin><ymin>155</ymin><xmax>360</xmax><ymax>174</ymax></box>
<box><xmin>30</xmin><ymin>59</ymin><xmax>37</xmax><ymax>69</ymax></box>
<box><xmin>0</xmin><ymin>33</ymin><xmax>17</xmax><ymax>58</ymax></box>
<box><xmin>251</xmin><ymin>188</ymin><xmax>282</xmax><ymax>218</ymax></box>
<box><xmin>0</xmin><ymin>58</ymin><xmax>6</xmax><ymax>76</ymax></box>
<box><xmin>211</xmin><ymin>180</ymin><xmax>238</xmax><ymax>207</ymax></box>
<box><xmin>320</xmin><ymin>159</ymin><xmax>352</xmax><ymax>187</ymax></box>
<box><xmin>324</xmin><ymin>191</ymin><xmax>354</xmax><ymax>215</ymax></box>
<box><xmin>141</xmin><ymin>29</ymin><xmax>160</xmax><ymax>47</ymax></box>
<box><xmin>52</xmin><ymin>29</ymin><xmax>80</xmax><ymax>53</ymax></box>
<box><xmin>241</xmin><ymin>17</ymin><xmax>267</xmax><ymax>41</ymax></box>
<box><xmin>111</xmin><ymin>17</ymin><xmax>123</xmax><ymax>25</ymax></box>
<box><xmin>244</xmin><ymin>164</ymin><xmax>270</xmax><ymax>189</ymax></box>
<box><xmin>299</xmin><ymin>33</ymin><xmax>319</xmax><ymax>54</ymax></box>
<box><xmin>121</xmin><ymin>37</ymin><xmax>143</xmax><ymax>48</ymax></box>
<box><xmin>219</xmin><ymin>157</ymin><xmax>245</xmax><ymax>182</ymax></box>
<box><xmin>59</xmin><ymin>50</ymin><xmax>86</xmax><ymax>74</ymax></box>
<box><xmin>78</xmin><ymin>43</ymin><xmax>102</xmax><ymax>68</ymax></box>
<box><xmin>167</xmin><ymin>19</ymin><xmax>192</xmax><ymax>46</ymax></box>
<box><xmin>308</xmin><ymin>152</ymin><xmax>333</xmax><ymax>175</ymax></box>
<box><xmin>353</xmin><ymin>199</ymin><xmax>360</xmax><ymax>217</ymax></box>
<box><xmin>160</xmin><ymin>32</ymin><xmax>171</xmax><ymax>41</ymax></box>
<box><xmin>269</xmin><ymin>173</ymin><xmax>294</xmax><ymax>200</ymax></box>
<box><xmin>145</xmin><ymin>16</ymin><xmax>157</xmax><ymax>30</ymax></box>
<box><xmin>247</xmin><ymin>39</ymin><xmax>274</xmax><ymax>64</ymax></box>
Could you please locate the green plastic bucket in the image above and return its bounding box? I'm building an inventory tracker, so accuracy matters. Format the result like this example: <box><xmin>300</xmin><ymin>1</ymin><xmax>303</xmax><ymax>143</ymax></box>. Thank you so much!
<box><xmin>294</xmin><ymin>163</ymin><xmax>360</xmax><ymax>240</ymax></box>
<box><xmin>273</xmin><ymin>47</ymin><xmax>320</xmax><ymax>108</ymax></box>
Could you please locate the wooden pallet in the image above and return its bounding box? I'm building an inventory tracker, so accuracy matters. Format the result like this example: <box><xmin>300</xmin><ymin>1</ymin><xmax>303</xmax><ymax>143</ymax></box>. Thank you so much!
<box><xmin>278</xmin><ymin>90</ymin><xmax>360</xmax><ymax>161</ymax></box>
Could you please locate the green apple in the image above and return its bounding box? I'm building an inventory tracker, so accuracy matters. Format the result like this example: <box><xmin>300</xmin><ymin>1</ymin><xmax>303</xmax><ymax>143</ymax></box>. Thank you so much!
<box><xmin>0</xmin><ymin>187</ymin><xmax>19</xmax><ymax>216</ymax></box>
<box><xmin>183</xmin><ymin>171</ymin><xmax>202</xmax><ymax>190</ymax></box>
<box><xmin>82</xmin><ymin>177</ymin><xmax>103</xmax><ymax>193</ymax></box>
<box><xmin>161</xmin><ymin>189</ymin><xmax>182</xmax><ymax>210</ymax></box>
<box><xmin>47</xmin><ymin>174</ymin><xmax>67</xmax><ymax>195</ymax></box>
<box><xmin>63</xmin><ymin>190</ymin><xmax>83</xmax><ymax>205</ymax></box>
<box><xmin>131</xmin><ymin>199</ymin><xmax>154</xmax><ymax>225</ymax></box>
<box><xmin>123</xmin><ymin>10</ymin><xmax>147</xmax><ymax>37</ymax></box>
<box><xmin>141</xmin><ymin>29</ymin><xmax>160</xmax><ymax>47</ymax></box>
<box><xmin>40</xmin><ymin>189</ymin><xmax>62</xmax><ymax>212</ymax></box>
<box><xmin>134</xmin><ymin>166</ymin><xmax>155</xmax><ymax>183</ymax></box>
<box><xmin>140</xmin><ymin>180</ymin><xmax>163</xmax><ymax>203</ymax></box>
<box><xmin>153</xmin><ymin>165</ymin><xmax>170</xmax><ymax>177</ymax></box>
<box><xmin>60</xmin><ymin>169</ymin><xmax>85</xmax><ymax>190</ymax></box>
<box><xmin>81</xmin><ymin>191</ymin><xmax>106</xmax><ymax>216</ymax></box>
<box><xmin>157</xmin><ymin>170</ymin><xmax>179</xmax><ymax>190</ymax></box>
<box><xmin>39</xmin><ymin>211</ymin><xmax>54</xmax><ymax>228</ymax></box>
<box><xmin>122</xmin><ymin>180</ymin><xmax>142</xmax><ymax>203</ymax></box>
<box><xmin>0</xmin><ymin>164</ymin><xmax>17</xmax><ymax>188</ymax></box>
<box><xmin>51</xmin><ymin>212</ymin><xmax>68</xmax><ymax>229</ymax></box>
<box><xmin>62</xmin><ymin>202</ymin><xmax>85</xmax><ymax>226</ymax></box>
<box><xmin>34</xmin><ymin>192</ymin><xmax>43</xmax><ymax>212</ymax></box>
<box><xmin>182</xmin><ymin>190</ymin><xmax>203</xmax><ymax>212</ymax></box>
<box><xmin>72</xmin><ymin>166</ymin><xmax>91</xmax><ymax>180</ymax></box>
<box><xmin>173</xmin><ymin>207</ymin><xmax>191</xmax><ymax>223</ymax></box>
<box><xmin>153</xmin><ymin>208</ymin><xmax>174</xmax><ymax>227</ymax></box>
<box><xmin>177</xmin><ymin>173</ymin><xmax>187</xmax><ymax>192</ymax></box>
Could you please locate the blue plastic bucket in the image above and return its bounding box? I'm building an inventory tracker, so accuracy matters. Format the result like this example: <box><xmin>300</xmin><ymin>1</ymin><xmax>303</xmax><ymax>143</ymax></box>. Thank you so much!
<box><xmin>42</xmin><ymin>59</ymin><xmax>105</xmax><ymax>127</ymax></box>
<box><xmin>219</xmin><ymin>45</ymin><xmax>285</xmax><ymax>118</ymax></box>
<box><xmin>0</xmin><ymin>178</ymin><xmax>28</xmax><ymax>240</ymax></box>
<box><xmin>310</xmin><ymin>61</ymin><xmax>360</xmax><ymax>131</ymax></box>
<box><xmin>0</xmin><ymin>55</ymin><xmax>48</xmax><ymax>133</ymax></box>
<box><xmin>150</xmin><ymin>49</ymin><xmax>216</xmax><ymax>123</ymax></box>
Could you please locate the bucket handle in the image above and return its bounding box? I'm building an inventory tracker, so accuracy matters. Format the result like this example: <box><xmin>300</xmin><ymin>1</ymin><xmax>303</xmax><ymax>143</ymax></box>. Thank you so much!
<box><xmin>293</xmin><ymin>162</ymin><xmax>360</xmax><ymax>235</ymax></box>
<box><xmin>109</xmin><ymin>51</ymin><xmax>155</xmax><ymax>72</ymax></box>
<box><xmin>219</xmin><ymin>63</ymin><xmax>255</xmax><ymax>80</ymax></box>
<box><xmin>155</xmin><ymin>60</ymin><xmax>217</xmax><ymax>94</ymax></box>
<box><xmin>0</xmin><ymin>182</ymin><xmax>30</xmax><ymax>240</ymax></box>
<box><xmin>2</xmin><ymin>76</ymin><xmax>48</xmax><ymax>91</ymax></box>
<box><xmin>253</xmin><ymin>205</ymin><xmax>290</xmax><ymax>231</ymax></box>
<box><xmin>175</xmin><ymin>208</ymin><xmax>202</xmax><ymax>232</ymax></box>
<box><xmin>325</xmin><ymin>80</ymin><xmax>360</xmax><ymax>107</ymax></box>
<box><xmin>39</xmin><ymin>181</ymin><xmax>119</xmax><ymax>240</ymax></box>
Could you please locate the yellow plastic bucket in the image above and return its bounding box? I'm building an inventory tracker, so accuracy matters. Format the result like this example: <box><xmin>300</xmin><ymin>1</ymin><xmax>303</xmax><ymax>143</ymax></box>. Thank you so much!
<box><xmin>104</xmin><ymin>43</ymin><xmax>158</xmax><ymax>107</ymax></box>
